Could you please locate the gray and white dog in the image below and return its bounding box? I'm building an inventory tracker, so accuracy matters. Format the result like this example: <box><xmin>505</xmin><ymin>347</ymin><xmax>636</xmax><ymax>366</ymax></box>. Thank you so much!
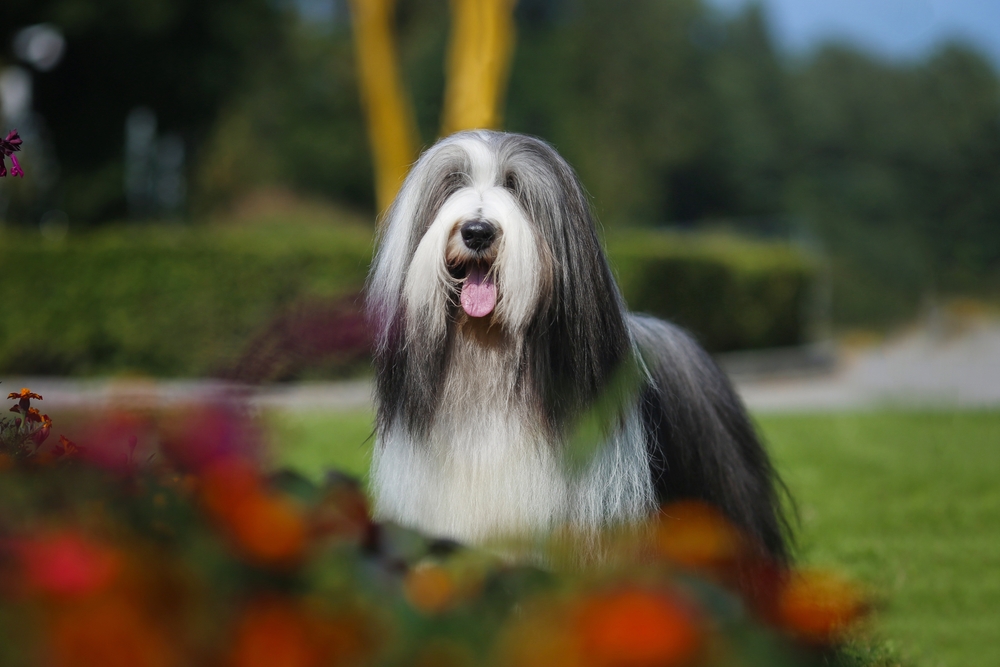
<box><xmin>366</xmin><ymin>130</ymin><xmax>789</xmax><ymax>561</ymax></box>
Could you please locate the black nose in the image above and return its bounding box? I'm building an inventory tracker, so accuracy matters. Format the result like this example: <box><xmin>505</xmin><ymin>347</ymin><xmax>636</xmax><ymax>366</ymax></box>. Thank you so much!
<box><xmin>460</xmin><ymin>220</ymin><xmax>497</xmax><ymax>252</ymax></box>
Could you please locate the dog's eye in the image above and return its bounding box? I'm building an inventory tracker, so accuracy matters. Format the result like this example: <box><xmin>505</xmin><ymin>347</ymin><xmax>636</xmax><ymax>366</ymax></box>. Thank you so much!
<box><xmin>445</xmin><ymin>172</ymin><xmax>465</xmax><ymax>194</ymax></box>
<box><xmin>503</xmin><ymin>172</ymin><xmax>518</xmax><ymax>193</ymax></box>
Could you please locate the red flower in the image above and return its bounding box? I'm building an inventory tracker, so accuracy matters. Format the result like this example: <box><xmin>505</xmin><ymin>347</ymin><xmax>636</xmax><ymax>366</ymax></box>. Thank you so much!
<box><xmin>19</xmin><ymin>532</ymin><xmax>121</xmax><ymax>598</ymax></box>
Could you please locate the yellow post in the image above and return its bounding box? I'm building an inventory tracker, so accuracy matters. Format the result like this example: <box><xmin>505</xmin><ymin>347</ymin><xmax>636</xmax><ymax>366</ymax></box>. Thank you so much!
<box><xmin>348</xmin><ymin>0</ymin><xmax>517</xmax><ymax>212</ymax></box>
<box><xmin>347</xmin><ymin>0</ymin><xmax>419</xmax><ymax>214</ymax></box>
<box><xmin>441</xmin><ymin>0</ymin><xmax>517</xmax><ymax>136</ymax></box>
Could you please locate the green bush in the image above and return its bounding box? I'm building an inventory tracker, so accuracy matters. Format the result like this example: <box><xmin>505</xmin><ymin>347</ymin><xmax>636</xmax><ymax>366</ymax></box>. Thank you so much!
<box><xmin>608</xmin><ymin>230</ymin><xmax>818</xmax><ymax>352</ymax></box>
<box><xmin>0</xmin><ymin>222</ymin><xmax>372</xmax><ymax>377</ymax></box>
<box><xmin>0</xmin><ymin>223</ymin><xmax>815</xmax><ymax>377</ymax></box>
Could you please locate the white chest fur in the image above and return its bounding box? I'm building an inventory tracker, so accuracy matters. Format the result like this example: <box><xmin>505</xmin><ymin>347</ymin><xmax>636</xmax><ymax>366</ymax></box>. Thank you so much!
<box><xmin>370</xmin><ymin>333</ymin><xmax>655</xmax><ymax>545</ymax></box>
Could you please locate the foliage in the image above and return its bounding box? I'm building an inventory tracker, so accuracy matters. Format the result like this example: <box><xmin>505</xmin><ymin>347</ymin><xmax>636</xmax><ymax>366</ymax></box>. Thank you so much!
<box><xmin>508</xmin><ymin>1</ymin><xmax>1000</xmax><ymax>326</ymax></box>
<box><xmin>195</xmin><ymin>0</ymin><xmax>1000</xmax><ymax>326</ymax></box>
<box><xmin>6</xmin><ymin>0</ymin><xmax>999</xmax><ymax>326</ymax></box>
<box><xmin>762</xmin><ymin>410</ymin><xmax>1000</xmax><ymax>667</ymax></box>
<box><xmin>0</xmin><ymin>221</ymin><xmax>815</xmax><ymax>377</ymax></box>
<box><xmin>0</xmin><ymin>388</ymin><xmax>51</xmax><ymax>458</ymax></box>
<box><xmin>286</xmin><ymin>408</ymin><xmax>1000</xmax><ymax>667</ymax></box>
<box><xmin>3</xmin><ymin>0</ymin><xmax>287</xmax><ymax>222</ymax></box>
<box><xmin>609</xmin><ymin>230</ymin><xmax>817</xmax><ymax>351</ymax></box>
<box><xmin>0</xmin><ymin>220</ymin><xmax>372</xmax><ymax>378</ymax></box>
<box><xmin>0</xmin><ymin>389</ymin><xmax>871</xmax><ymax>667</ymax></box>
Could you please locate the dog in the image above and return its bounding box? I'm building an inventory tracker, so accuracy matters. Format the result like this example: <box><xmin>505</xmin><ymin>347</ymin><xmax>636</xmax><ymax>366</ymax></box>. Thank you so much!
<box><xmin>366</xmin><ymin>130</ymin><xmax>790</xmax><ymax>562</ymax></box>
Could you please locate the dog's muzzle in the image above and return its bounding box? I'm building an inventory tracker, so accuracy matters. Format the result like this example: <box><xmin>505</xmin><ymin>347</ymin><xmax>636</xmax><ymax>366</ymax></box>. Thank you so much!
<box><xmin>460</xmin><ymin>219</ymin><xmax>496</xmax><ymax>252</ymax></box>
<box><xmin>455</xmin><ymin>220</ymin><xmax>498</xmax><ymax>318</ymax></box>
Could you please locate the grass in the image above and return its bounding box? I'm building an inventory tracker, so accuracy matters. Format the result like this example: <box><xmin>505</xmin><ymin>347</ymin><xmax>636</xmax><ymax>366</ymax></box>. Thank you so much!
<box><xmin>268</xmin><ymin>408</ymin><xmax>1000</xmax><ymax>667</ymax></box>
<box><xmin>759</xmin><ymin>411</ymin><xmax>1000</xmax><ymax>667</ymax></box>
<box><xmin>268</xmin><ymin>410</ymin><xmax>375</xmax><ymax>482</ymax></box>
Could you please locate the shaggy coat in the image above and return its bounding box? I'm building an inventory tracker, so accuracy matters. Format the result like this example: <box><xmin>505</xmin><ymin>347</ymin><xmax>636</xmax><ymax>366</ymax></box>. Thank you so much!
<box><xmin>367</xmin><ymin>130</ymin><xmax>789</xmax><ymax>561</ymax></box>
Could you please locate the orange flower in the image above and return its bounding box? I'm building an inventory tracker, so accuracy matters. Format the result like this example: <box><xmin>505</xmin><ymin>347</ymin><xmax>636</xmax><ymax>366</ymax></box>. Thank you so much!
<box><xmin>404</xmin><ymin>563</ymin><xmax>457</xmax><ymax>614</ymax></box>
<box><xmin>575</xmin><ymin>588</ymin><xmax>702</xmax><ymax>667</ymax></box>
<box><xmin>312</xmin><ymin>483</ymin><xmax>372</xmax><ymax>544</ymax></box>
<box><xmin>200</xmin><ymin>458</ymin><xmax>261</xmax><ymax>520</ymax></box>
<box><xmin>495</xmin><ymin>600</ymin><xmax>587</xmax><ymax>667</ymax></box>
<box><xmin>200</xmin><ymin>458</ymin><xmax>308</xmax><ymax>566</ymax></box>
<box><xmin>228</xmin><ymin>492</ymin><xmax>308</xmax><ymax>566</ymax></box>
<box><xmin>30</xmin><ymin>413</ymin><xmax>52</xmax><ymax>445</ymax></box>
<box><xmin>776</xmin><ymin>570</ymin><xmax>868</xmax><ymax>645</ymax></box>
<box><xmin>9</xmin><ymin>387</ymin><xmax>42</xmax><ymax>412</ymax></box>
<box><xmin>8</xmin><ymin>387</ymin><xmax>42</xmax><ymax>401</ymax></box>
<box><xmin>228</xmin><ymin>601</ymin><xmax>320</xmax><ymax>667</ymax></box>
<box><xmin>25</xmin><ymin>407</ymin><xmax>42</xmax><ymax>423</ymax></box>
<box><xmin>53</xmin><ymin>435</ymin><xmax>84</xmax><ymax>458</ymax></box>
<box><xmin>227</xmin><ymin>599</ymin><xmax>377</xmax><ymax>667</ymax></box>
<box><xmin>654</xmin><ymin>501</ymin><xmax>743</xmax><ymax>573</ymax></box>
<box><xmin>48</xmin><ymin>595</ymin><xmax>173</xmax><ymax>667</ymax></box>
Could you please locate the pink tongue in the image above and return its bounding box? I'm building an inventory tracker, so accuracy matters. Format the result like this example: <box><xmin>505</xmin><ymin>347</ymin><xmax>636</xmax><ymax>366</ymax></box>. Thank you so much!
<box><xmin>461</xmin><ymin>266</ymin><xmax>496</xmax><ymax>318</ymax></box>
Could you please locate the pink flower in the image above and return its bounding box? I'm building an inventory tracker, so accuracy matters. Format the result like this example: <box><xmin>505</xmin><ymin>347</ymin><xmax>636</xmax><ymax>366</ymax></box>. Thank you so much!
<box><xmin>1</xmin><ymin>129</ymin><xmax>23</xmax><ymax>179</ymax></box>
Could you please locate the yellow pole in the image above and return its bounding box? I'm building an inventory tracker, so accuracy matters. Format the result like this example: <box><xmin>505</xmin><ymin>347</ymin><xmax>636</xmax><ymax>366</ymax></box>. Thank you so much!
<box><xmin>347</xmin><ymin>0</ymin><xmax>419</xmax><ymax>214</ymax></box>
<box><xmin>440</xmin><ymin>0</ymin><xmax>517</xmax><ymax>136</ymax></box>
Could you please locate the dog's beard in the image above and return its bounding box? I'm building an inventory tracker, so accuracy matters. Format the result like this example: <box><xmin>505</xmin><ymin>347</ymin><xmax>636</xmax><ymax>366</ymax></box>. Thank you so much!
<box><xmin>402</xmin><ymin>187</ymin><xmax>546</xmax><ymax>347</ymax></box>
<box><xmin>445</xmin><ymin>231</ymin><xmax>498</xmax><ymax>320</ymax></box>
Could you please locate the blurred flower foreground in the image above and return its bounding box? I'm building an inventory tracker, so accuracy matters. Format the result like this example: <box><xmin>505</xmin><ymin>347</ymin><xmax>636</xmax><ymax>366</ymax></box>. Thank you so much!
<box><xmin>0</xmin><ymin>389</ymin><xmax>868</xmax><ymax>667</ymax></box>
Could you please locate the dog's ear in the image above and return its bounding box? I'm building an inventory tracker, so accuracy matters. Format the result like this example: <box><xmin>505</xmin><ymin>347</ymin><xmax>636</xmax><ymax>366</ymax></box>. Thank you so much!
<box><xmin>368</xmin><ymin>142</ymin><xmax>470</xmax><ymax>352</ymax></box>
<box><xmin>506</xmin><ymin>136</ymin><xmax>632</xmax><ymax>430</ymax></box>
<box><xmin>370</xmin><ymin>310</ymin><xmax>453</xmax><ymax>437</ymax></box>
<box><xmin>367</xmin><ymin>141</ymin><xmax>471</xmax><ymax>436</ymax></box>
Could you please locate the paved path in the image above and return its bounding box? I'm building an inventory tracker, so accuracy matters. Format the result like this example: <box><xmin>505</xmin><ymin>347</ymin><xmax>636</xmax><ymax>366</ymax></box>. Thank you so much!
<box><xmin>735</xmin><ymin>318</ymin><xmax>1000</xmax><ymax>412</ymax></box>
<box><xmin>6</xmin><ymin>319</ymin><xmax>999</xmax><ymax>414</ymax></box>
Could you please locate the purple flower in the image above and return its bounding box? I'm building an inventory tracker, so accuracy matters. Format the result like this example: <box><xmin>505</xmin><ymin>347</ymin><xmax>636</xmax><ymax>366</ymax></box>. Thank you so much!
<box><xmin>0</xmin><ymin>129</ymin><xmax>23</xmax><ymax>178</ymax></box>
<box><xmin>2</xmin><ymin>130</ymin><xmax>22</xmax><ymax>152</ymax></box>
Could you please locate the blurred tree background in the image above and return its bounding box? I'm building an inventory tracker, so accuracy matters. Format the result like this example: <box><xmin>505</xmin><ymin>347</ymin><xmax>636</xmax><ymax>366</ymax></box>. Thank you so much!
<box><xmin>3</xmin><ymin>0</ymin><xmax>1000</xmax><ymax>329</ymax></box>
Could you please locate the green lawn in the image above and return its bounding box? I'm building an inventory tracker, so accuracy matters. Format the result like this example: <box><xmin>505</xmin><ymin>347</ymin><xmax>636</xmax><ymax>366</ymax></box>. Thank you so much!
<box><xmin>268</xmin><ymin>410</ymin><xmax>376</xmax><ymax>482</ymax></box>
<box><xmin>268</xmin><ymin>409</ymin><xmax>1000</xmax><ymax>667</ymax></box>
<box><xmin>759</xmin><ymin>411</ymin><xmax>1000</xmax><ymax>667</ymax></box>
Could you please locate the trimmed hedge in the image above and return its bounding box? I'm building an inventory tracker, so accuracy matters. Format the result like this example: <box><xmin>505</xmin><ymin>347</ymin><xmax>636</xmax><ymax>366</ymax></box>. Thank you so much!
<box><xmin>0</xmin><ymin>224</ymin><xmax>816</xmax><ymax>377</ymax></box>
<box><xmin>0</xmin><ymin>224</ymin><xmax>373</xmax><ymax>377</ymax></box>
<box><xmin>609</xmin><ymin>230</ymin><xmax>818</xmax><ymax>352</ymax></box>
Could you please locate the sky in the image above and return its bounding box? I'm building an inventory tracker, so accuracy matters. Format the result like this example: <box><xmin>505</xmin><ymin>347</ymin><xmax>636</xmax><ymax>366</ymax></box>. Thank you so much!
<box><xmin>706</xmin><ymin>0</ymin><xmax>1000</xmax><ymax>68</ymax></box>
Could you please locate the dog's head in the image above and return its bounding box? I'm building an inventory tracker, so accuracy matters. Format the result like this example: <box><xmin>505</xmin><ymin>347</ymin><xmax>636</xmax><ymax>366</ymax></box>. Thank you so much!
<box><xmin>368</xmin><ymin>131</ymin><xmax>630</xmax><ymax>431</ymax></box>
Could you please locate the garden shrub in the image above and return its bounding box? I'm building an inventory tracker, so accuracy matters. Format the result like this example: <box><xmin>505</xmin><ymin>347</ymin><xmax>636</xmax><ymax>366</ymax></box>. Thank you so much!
<box><xmin>609</xmin><ymin>230</ymin><xmax>818</xmax><ymax>352</ymax></box>
<box><xmin>0</xmin><ymin>224</ymin><xmax>816</xmax><ymax>378</ymax></box>
<box><xmin>0</xmin><ymin>389</ymin><xmax>870</xmax><ymax>666</ymax></box>
<box><xmin>0</xmin><ymin>223</ymin><xmax>373</xmax><ymax>378</ymax></box>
